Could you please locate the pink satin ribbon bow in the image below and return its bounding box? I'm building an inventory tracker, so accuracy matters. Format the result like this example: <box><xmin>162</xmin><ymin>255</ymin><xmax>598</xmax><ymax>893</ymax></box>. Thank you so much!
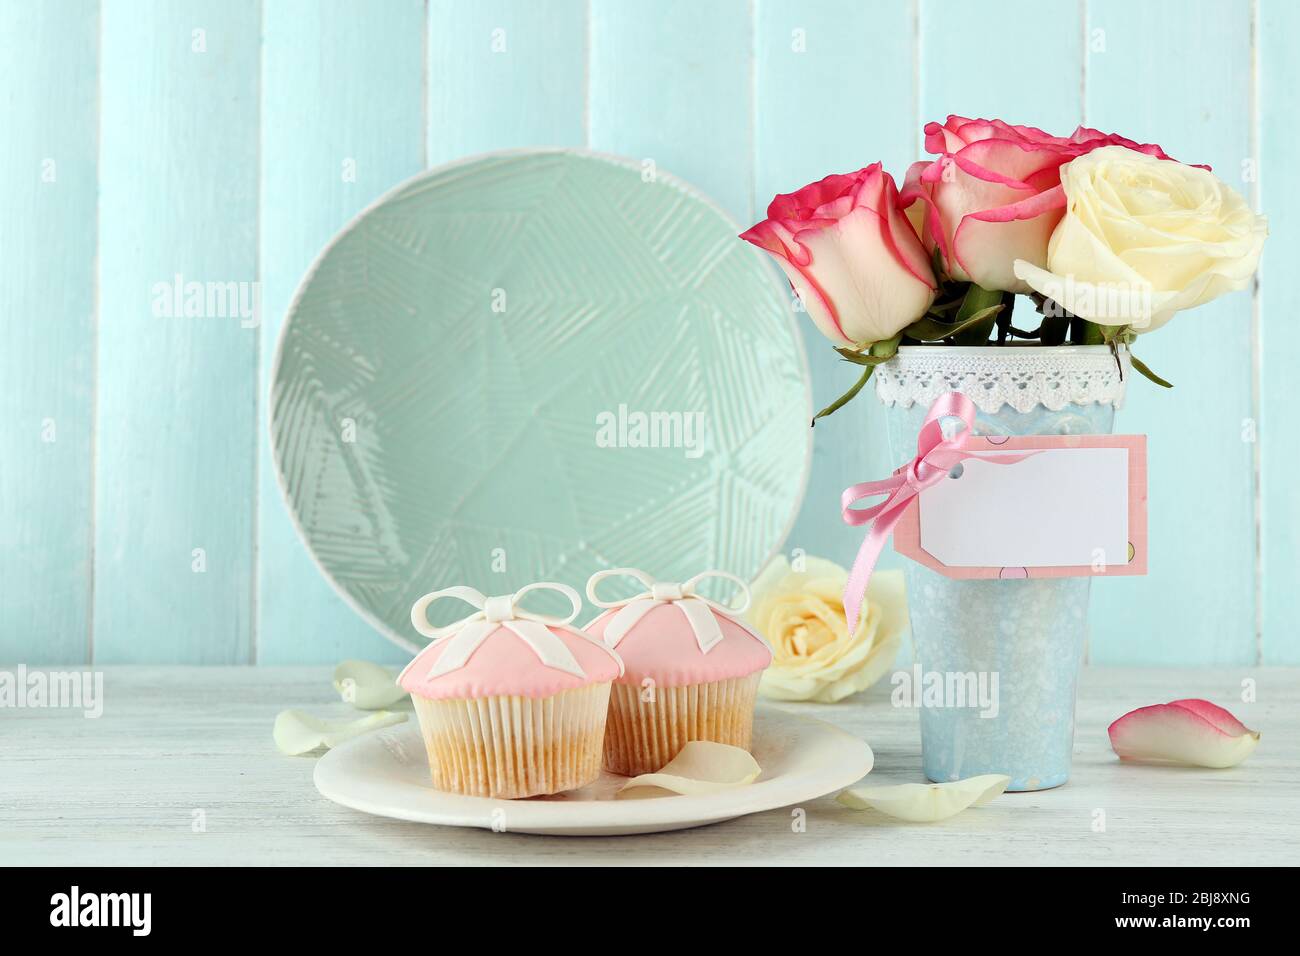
<box><xmin>840</xmin><ymin>391</ymin><xmax>1034</xmax><ymax>635</ymax></box>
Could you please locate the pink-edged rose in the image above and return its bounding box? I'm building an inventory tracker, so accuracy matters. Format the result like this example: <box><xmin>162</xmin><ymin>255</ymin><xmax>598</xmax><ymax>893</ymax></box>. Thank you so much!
<box><xmin>741</xmin><ymin>164</ymin><xmax>937</xmax><ymax>347</ymax></box>
<box><xmin>902</xmin><ymin>116</ymin><xmax>1184</xmax><ymax>293</ymax></box>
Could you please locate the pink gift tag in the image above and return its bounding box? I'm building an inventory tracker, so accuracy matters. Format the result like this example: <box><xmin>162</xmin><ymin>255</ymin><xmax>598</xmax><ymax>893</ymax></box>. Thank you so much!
<box><xmin>892</xmin><ymin>434</ymin><xmax>1147</xmax><ymax>579</ymax></box>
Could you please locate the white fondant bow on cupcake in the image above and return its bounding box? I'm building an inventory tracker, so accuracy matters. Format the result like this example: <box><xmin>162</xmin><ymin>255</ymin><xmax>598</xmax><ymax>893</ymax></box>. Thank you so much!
<box><xmin>409</xmin><ymin>583</ymin><xmax>607</xmax><ymax>680</ymax></box>
<box><xmin>586</xmin><ymin>568</ymin><xmax>758</xmax><ymax>654</ymax></box>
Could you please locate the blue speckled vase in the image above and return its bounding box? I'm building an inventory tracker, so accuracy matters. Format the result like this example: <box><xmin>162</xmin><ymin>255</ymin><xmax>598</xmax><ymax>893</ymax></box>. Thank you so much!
<box><xmin>874</xmin><ymin>345</ymin><xmax>1127</xmax><ymax>791</ymax></box>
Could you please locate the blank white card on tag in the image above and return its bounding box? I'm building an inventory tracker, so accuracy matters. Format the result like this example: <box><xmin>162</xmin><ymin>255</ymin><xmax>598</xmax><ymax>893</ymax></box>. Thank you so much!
<box><xmin>918</xmin><ymin>448</ymin><xmax>1130</xmax><ymax>568</ymax></box>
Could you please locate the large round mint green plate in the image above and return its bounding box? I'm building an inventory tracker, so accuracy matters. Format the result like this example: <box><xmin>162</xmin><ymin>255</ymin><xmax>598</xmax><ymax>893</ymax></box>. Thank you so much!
<box><xmin>270</xmin><ymin>149</ymin><xmax>810</xmax><ymax>653</ymax></box>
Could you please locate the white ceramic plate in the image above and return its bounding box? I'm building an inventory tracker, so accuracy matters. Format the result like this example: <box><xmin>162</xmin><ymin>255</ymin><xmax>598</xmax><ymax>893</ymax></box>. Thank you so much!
<box><xmin>314</xmin><ymin>706</ymin><xmax>873</xmax><ymax>836</ymax></box>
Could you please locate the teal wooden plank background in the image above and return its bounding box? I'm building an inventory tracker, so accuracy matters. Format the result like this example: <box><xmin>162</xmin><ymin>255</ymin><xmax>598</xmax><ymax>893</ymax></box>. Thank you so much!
<box><xmin>590</xmin><ymin>0</ymin><xmax>752</xmax><ymax>223</ymax></box>
<box><xmin>258</xmin><ymin>0</ymin><xmax>426</xmax><ymax>665</ymax></box>
<box><xmin>1259</xmin><ymin>0</ymin><xmax>1300</xmax><ymax>664</ymax></box>
<box><xmin>2</xmin><ymin>0</ymin><xmax>1289</xmax><ymax>667</ymax></box>
<box><xmin>95</xmin><ymin>0</ymin><xmax>261</xmax><ymax>663</ymax></box>
<box><xmin>0</xmin><ymin>0</ymin><xmax>98</xmax><ymax>664</ymax></box>
<box><xmin>428</xmin><ymin>0</ymin><xmax>587</xmax><ymax>166</ymax></box>
<box><xmin>1086</xmin><ymin>0</ymin><xmax>1256</xmax><ymax>665</ymax></box>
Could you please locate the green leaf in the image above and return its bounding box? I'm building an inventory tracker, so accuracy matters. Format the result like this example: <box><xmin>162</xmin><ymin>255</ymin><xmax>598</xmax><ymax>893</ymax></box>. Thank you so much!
<box><xmin>927</xmin><ymin>297</ymin><xmax>963</xmax><ymax>316</ymax></box>
<box><xmin>956</xmin><ymin>308</ymin><xmax>1003</xmax><ymax>338</ymax></box>
<box><xmin>951</xmin><ymin>284</ymin><xmax>1004</xmax><ymax>345</ymax></box>
<box><xmin>813</xmin><ymin>335</ymin><xmax>900</xmax><ymax>424</ymax></box>
<box><xmin>956</xmin><ymin>283</ymin><xmax>1003</xmax><ymax>319</ymax></box>
<box><xmin>812</xmin><ymin>364</ymin><xmax>875</xmax><ymax>425</ymax></box>
<box><xmin>903</xmin><ymin>317</ymin><xmax>965</xmax><ymax>341</ymax></box>
<box><xmin>1098</xmin><ymin>323</ymin><xmax>1129</xmax><ymax>344</ymax></box>
<box><xmin>834</xmin><ymin>346</ymin><xmax>894</xmax><ymax>367</ymax></box>
<box><xmin>1129</xmin><ymin>351</ymin><xmax>1174</xmax><ymax>388</ymax></box>
<box><xmin>902</xmin><ymin>304</ymin><xmax>1004</xmax><ymax>343</ymax></box>
<box><xmin>1070</xmin><ymin>319</ymin><xmax>1105</xmax><ymax>345</ymax></box>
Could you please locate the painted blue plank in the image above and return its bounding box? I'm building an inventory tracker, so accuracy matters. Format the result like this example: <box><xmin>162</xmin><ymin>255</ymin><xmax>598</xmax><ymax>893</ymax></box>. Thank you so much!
<box><xmin>259</xmin><ymin>0</ymin><xmax>427</xmax><ymax>664</ymax></box>
<box><xmin>920</xmin><ymin>0</ymin><xmax>1083</xmax><ymax>134</ymax></box>
<box><xmin>0</xmin><ymin>0</ymin><xmax>98</xmax><ymax>664</ymax></box>
<box><xmin>589</xmin><ymin>0</ymin><xmax>753</xmax><ymax>223</ymax></box>
<box><xmin>95</xmin><ymin>1</ymin><xmax>261</xmax><ymax>662</ymax></box>
<box><xmin>1259</xmin><ymin>0</ymin><xmax>1300</xmax><ymax>663</ymax></box>
<box><xmin>427</xmin><ymin>0</ymin><xmax>587</xmax><ymax>165</ymax></box>
<box><xmin>1087</xmin><ymin>0</ymin><xmax>1255</xmax><ymax>665</ymax></box>
<box><xmin>753</xmin><ymin>0</ymin><xmax>916</xmax><ymax>574</ymax></box>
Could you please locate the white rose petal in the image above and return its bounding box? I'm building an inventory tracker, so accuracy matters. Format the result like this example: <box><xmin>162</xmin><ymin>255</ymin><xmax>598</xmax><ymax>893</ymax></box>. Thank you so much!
<box><xmin>332</xmin><ymin>659</ymin><xmax>407</xmax><ymax>710</ymax></box>
<box><xmin>273</xmin><ymin>709</ymin><xmax>406</xmax><ymax>756</ymax></box>
<box><xmin>838</xmin><ymin>774</ymin><xmax>1011</xmax><ymax>822</ymax></box>
<box><xmin>616</xmin><ymin>742</ymin><xmax>761</xmax><ymax>799</ymax></box>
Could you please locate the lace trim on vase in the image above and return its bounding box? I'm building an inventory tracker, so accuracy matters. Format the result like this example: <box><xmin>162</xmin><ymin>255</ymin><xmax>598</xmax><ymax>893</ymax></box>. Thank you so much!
<box><xmin>873</xmin><ymin>347</ymin><xmax>1129</xmax><ymax>413</ymax></box>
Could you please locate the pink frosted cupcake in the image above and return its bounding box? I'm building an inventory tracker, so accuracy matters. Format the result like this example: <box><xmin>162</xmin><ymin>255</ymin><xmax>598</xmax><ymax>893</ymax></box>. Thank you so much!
<box><xmin>585</xmin><ymin>568</ymin><xmax>772</xmax><ymax>776</ymax></box>
<box><xmin>398</xmin><ymin>582</ymin><xmax>623</xmax><ymax>799</ymax></box>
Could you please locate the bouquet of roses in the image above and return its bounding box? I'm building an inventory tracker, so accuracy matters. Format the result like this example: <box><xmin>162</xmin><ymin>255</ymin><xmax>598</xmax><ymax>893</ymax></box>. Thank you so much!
<box><xmin>741</xmin><ymin>116</ymin><xmax>1268</xmax><ymax>421</ymax></box>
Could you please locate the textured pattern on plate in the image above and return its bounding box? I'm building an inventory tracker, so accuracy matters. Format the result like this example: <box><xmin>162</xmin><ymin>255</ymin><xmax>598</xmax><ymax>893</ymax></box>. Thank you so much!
<box><xmin>271</xmin><ymin>150</ymin><xmax>810</xmax><ymax>651</ymax></box>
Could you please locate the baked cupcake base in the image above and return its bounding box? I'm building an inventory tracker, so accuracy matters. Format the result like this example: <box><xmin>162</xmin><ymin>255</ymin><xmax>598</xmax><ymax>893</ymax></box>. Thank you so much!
<box><xmin>412</xmin><ymin>683</ymin><xmax>611</xmax><ymax>799</ymax></box>
<box><xmin>603</xmin><ymin>672</ymin><xmax>761</xmax><ymax>776</ymax></box>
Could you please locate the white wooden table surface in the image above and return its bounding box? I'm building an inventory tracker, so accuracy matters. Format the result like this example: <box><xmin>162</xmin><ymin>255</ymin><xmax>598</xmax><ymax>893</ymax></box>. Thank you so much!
<box><xmin>3</xmin><ymin>667</ymin><xmax>1297</xmax><ymax>866</ymax></box>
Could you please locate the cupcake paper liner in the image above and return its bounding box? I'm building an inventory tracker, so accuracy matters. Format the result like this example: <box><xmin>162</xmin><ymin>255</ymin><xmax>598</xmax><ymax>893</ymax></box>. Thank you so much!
<box><xmin>603</xmin><ymin>672</ymin><xmax>762</xmax><ymax>776</ymax></box>
<box><xmin>412</xmin><ymin>682</ymin><xmax>611</xmax><ymax>799</ymax></box>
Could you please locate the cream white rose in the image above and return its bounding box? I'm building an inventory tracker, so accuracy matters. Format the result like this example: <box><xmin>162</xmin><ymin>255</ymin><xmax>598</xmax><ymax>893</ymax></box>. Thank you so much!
<box><xmin>746</xmin><ymin>556</ymin><xmax>906</xmax><ymax>704</ymax></box>
<box><xmin>1013</xmin><ymin>146</ymin><xmax>1267</xmax><ymax>332</ymax></box>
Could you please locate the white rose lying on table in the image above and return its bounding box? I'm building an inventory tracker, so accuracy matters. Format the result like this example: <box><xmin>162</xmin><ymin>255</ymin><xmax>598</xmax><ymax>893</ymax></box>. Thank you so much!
<box><xmin>746</xmin><ymin>555</ymin><xmax>906</xmax><ymax>703</ymax></box>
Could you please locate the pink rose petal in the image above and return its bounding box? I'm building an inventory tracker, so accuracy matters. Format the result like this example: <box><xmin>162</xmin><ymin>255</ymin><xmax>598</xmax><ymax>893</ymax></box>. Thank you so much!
<box><xmin>1166</xmin><ymin>698</ymin><xmax>1252</xmax><ymax>737</ymax></box>
<box><xmin>1108</xmin><ymin>699</ymin><xmax>1259</xmax><ymax>769</ymax></box>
